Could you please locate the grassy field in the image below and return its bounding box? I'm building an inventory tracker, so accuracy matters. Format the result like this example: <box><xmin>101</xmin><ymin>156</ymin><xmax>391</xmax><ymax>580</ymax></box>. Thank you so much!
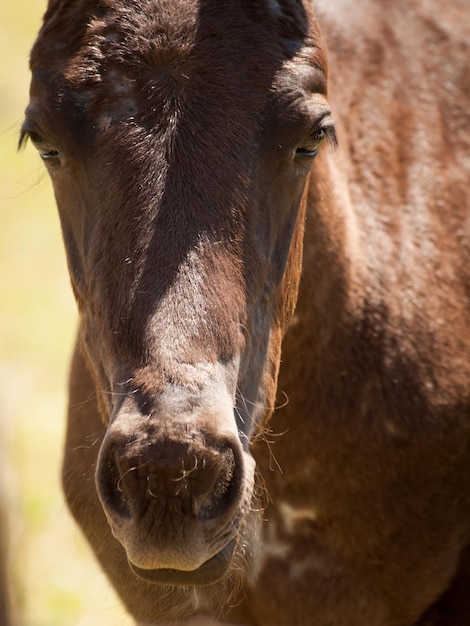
<box><xmin>0</xmin><ymin>3</ymin><xmax>133</xmax><ymax>625</ymax></box>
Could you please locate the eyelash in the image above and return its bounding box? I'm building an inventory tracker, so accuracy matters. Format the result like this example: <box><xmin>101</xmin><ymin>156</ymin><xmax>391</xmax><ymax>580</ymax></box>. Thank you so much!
<box><xmin>296</xmin><ymin>125</ymin><xmax>337</xmax><ymax>158</ymax></box>
<box><xmin>19</xmin><ymin>129</ymin><xmax>60</xmax><ymax>162</ymax></box>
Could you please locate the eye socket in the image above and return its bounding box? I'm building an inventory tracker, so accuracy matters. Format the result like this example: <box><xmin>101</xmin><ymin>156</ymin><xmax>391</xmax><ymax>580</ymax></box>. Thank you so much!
<box><xmin>295</xmin><ymin>124</ymin><xmax>337</xmax><ymax>159</ymax></box>
<box><xmin>31</xmin><ymin>133</ymin><xmax>60</xmax><ymax>162</ymax></box>
<box><xmin>19</xmin><ymin>129</ymin><xmax>61</xmax><ymax>164</ymax></box>
<box><xmin>39</xmin><ymin>147</ymin><xmax>60</xmax><ymax>162</ymax></box>
<box><xmin>296</xmin><ymin>128</ymin><xmax>328</xmax><ymax>158</ymax></box>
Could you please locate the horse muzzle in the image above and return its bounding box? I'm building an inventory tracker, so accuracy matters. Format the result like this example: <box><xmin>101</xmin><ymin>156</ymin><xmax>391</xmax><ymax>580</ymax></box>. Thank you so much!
<box><xmin>95</xmin><ymin>380</ymin><xmax>255</xmax><ymax>586</ymax></box>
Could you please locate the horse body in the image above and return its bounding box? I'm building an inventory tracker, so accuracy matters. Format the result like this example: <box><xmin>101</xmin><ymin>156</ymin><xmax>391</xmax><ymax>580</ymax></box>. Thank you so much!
<box><xmin>246</xmin><ymin>5</ymin><xmax>470</xmax><ymax>624</ymax></box>
<box><xmin>23</xmin><ymin>1</ymin><xmax>470</xmax><ymax>624</ymax></box>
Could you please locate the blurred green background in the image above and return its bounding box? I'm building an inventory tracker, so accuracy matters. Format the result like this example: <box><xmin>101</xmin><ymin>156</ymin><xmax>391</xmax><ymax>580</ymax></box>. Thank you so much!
<box><xmin>0</xmin><ymin>3</ymin><xmax>132</xmax><ymax>625</ymax></box>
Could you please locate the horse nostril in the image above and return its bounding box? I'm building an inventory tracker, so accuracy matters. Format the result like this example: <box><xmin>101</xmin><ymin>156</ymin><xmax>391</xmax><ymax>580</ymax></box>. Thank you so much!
<box><xmin>97</xmin><ymin>443</ymin><xmax>132</xmax><ymax>519</ymax></box>
<box><xmin>97</xmin><ymin>435</ymin><xmax>243</xmax><ymax>522</ymax></box>
<box><xmin>142</xmin><ymin>452</ymin><xmax>220</xmax><ymax>501</ymax></box>
<box><xmin>193</xmin><ymin>443</ymin><xmax>242</xmax><ymax>519</ymax></box>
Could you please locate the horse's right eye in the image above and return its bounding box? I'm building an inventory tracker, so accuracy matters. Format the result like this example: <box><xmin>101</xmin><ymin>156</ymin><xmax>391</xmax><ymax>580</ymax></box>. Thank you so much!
<box><xmin>38</xmin><ymin>147</ymin><xmax>60</xmax><ymax>162</ymax></box>
<box><xmin>23</xmin><ymin>130</ymin><xmax>61</xmax><ymax>164</ymax></box>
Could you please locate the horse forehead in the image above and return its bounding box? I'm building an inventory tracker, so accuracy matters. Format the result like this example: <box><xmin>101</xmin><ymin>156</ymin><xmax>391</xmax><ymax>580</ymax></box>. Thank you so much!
<box><xmin>37</xmin><ymin>1</ymin><xmax>265</xmax><ymax>75</ymax></box>
<box><xmin>39</xmin><ymin>9</ymin><xmax>259</xmax><ymax>127</ymax></box>
<box><xmin>29</xmin><ymin>2</ymin><xmax>328</xmax><ymax>152</ymax></box>
<box><xmin>32</xmin><ymin>1</ymin><xmax>322</xmax><ymax>90</ymax></box>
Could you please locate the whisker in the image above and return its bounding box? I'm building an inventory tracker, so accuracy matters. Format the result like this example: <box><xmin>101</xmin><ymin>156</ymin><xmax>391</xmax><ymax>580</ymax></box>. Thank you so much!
<box><xmin>265</xmin><ymin>437</ymin><xmax>283</xmax><ymax>474</ymax></box>
<box><xmin>234</xmin><ymin>405</ymin><xmax>245</xmax><ymax>425</ymax></box>
<box><xmin>72</xmin><ymin>438</ymin><xmax>101</xmax><ymax>452</ymax></box>
<box><xmin>98</xmin><ymin>387</ymin><xmax>139</xmax><ymax>397</ymax></box>
<box><xmin>147</xmin><ymin>483</ymin><xmax>159</xmax><ymax>498</ymax></box>
<box><xmin>171</xmin><ymin>456</ymin><xmax>199</xmax><ymax>482</ymax></box>
<box><xmin>116</xmin><ymin>457</ymin><xmax>152</xmax><ymax>492</ymax></box>
<box><xmin>116</xmin><ymin>378</ymin><xmax>133</xmax><ymax>386</ymax></box>
<box><xmin>69</xmin><ymin>391</ymin><xmax>98</xmax><ymax>410</ymax></box>
<box><xmin>235</xmin><ymin>387</ymin><xmax>290</xmax><ymax>414</ymax></box>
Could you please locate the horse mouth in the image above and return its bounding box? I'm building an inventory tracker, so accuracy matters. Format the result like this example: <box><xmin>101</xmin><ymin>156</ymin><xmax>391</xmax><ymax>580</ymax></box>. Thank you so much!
<box><xmin>128</xmin><ymin>538</ymin><xmax>237</xmax><ymax>586</ymax></box>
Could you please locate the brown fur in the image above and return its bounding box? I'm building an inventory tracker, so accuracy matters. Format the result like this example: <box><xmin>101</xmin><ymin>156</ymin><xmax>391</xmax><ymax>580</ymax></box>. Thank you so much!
<box><xmin>23</xmin><ymin>0</ymin><xmax>470</xmax><ymax>624</ymax></box>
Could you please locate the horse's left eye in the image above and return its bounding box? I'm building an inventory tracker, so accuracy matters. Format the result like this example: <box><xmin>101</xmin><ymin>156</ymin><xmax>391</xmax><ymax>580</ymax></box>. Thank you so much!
<box><xmin>296</xmin><ymin>128</ymin><xmax>328</xmax><ymax>158</ymax></box>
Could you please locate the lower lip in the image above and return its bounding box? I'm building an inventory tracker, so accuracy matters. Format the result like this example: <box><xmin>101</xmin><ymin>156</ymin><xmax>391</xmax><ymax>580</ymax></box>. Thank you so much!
<box><xmin>128</xmin><ymin>538</ymin><xmax>237</xmax><ymax>586</ymax></box>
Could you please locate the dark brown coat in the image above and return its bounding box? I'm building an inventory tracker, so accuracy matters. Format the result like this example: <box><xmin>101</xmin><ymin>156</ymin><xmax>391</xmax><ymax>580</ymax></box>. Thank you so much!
<box><xmin>23</xmin><ymin>1</ymin><xmax>470</xmax><ymax>624</ymax></box>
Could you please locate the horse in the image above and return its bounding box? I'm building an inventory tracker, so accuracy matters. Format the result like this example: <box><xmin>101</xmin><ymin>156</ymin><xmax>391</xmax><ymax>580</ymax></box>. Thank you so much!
<box><xmin>21</xmin><ymin>0</ymin><xmax>470</xmax><ymax>624</ymax></box>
